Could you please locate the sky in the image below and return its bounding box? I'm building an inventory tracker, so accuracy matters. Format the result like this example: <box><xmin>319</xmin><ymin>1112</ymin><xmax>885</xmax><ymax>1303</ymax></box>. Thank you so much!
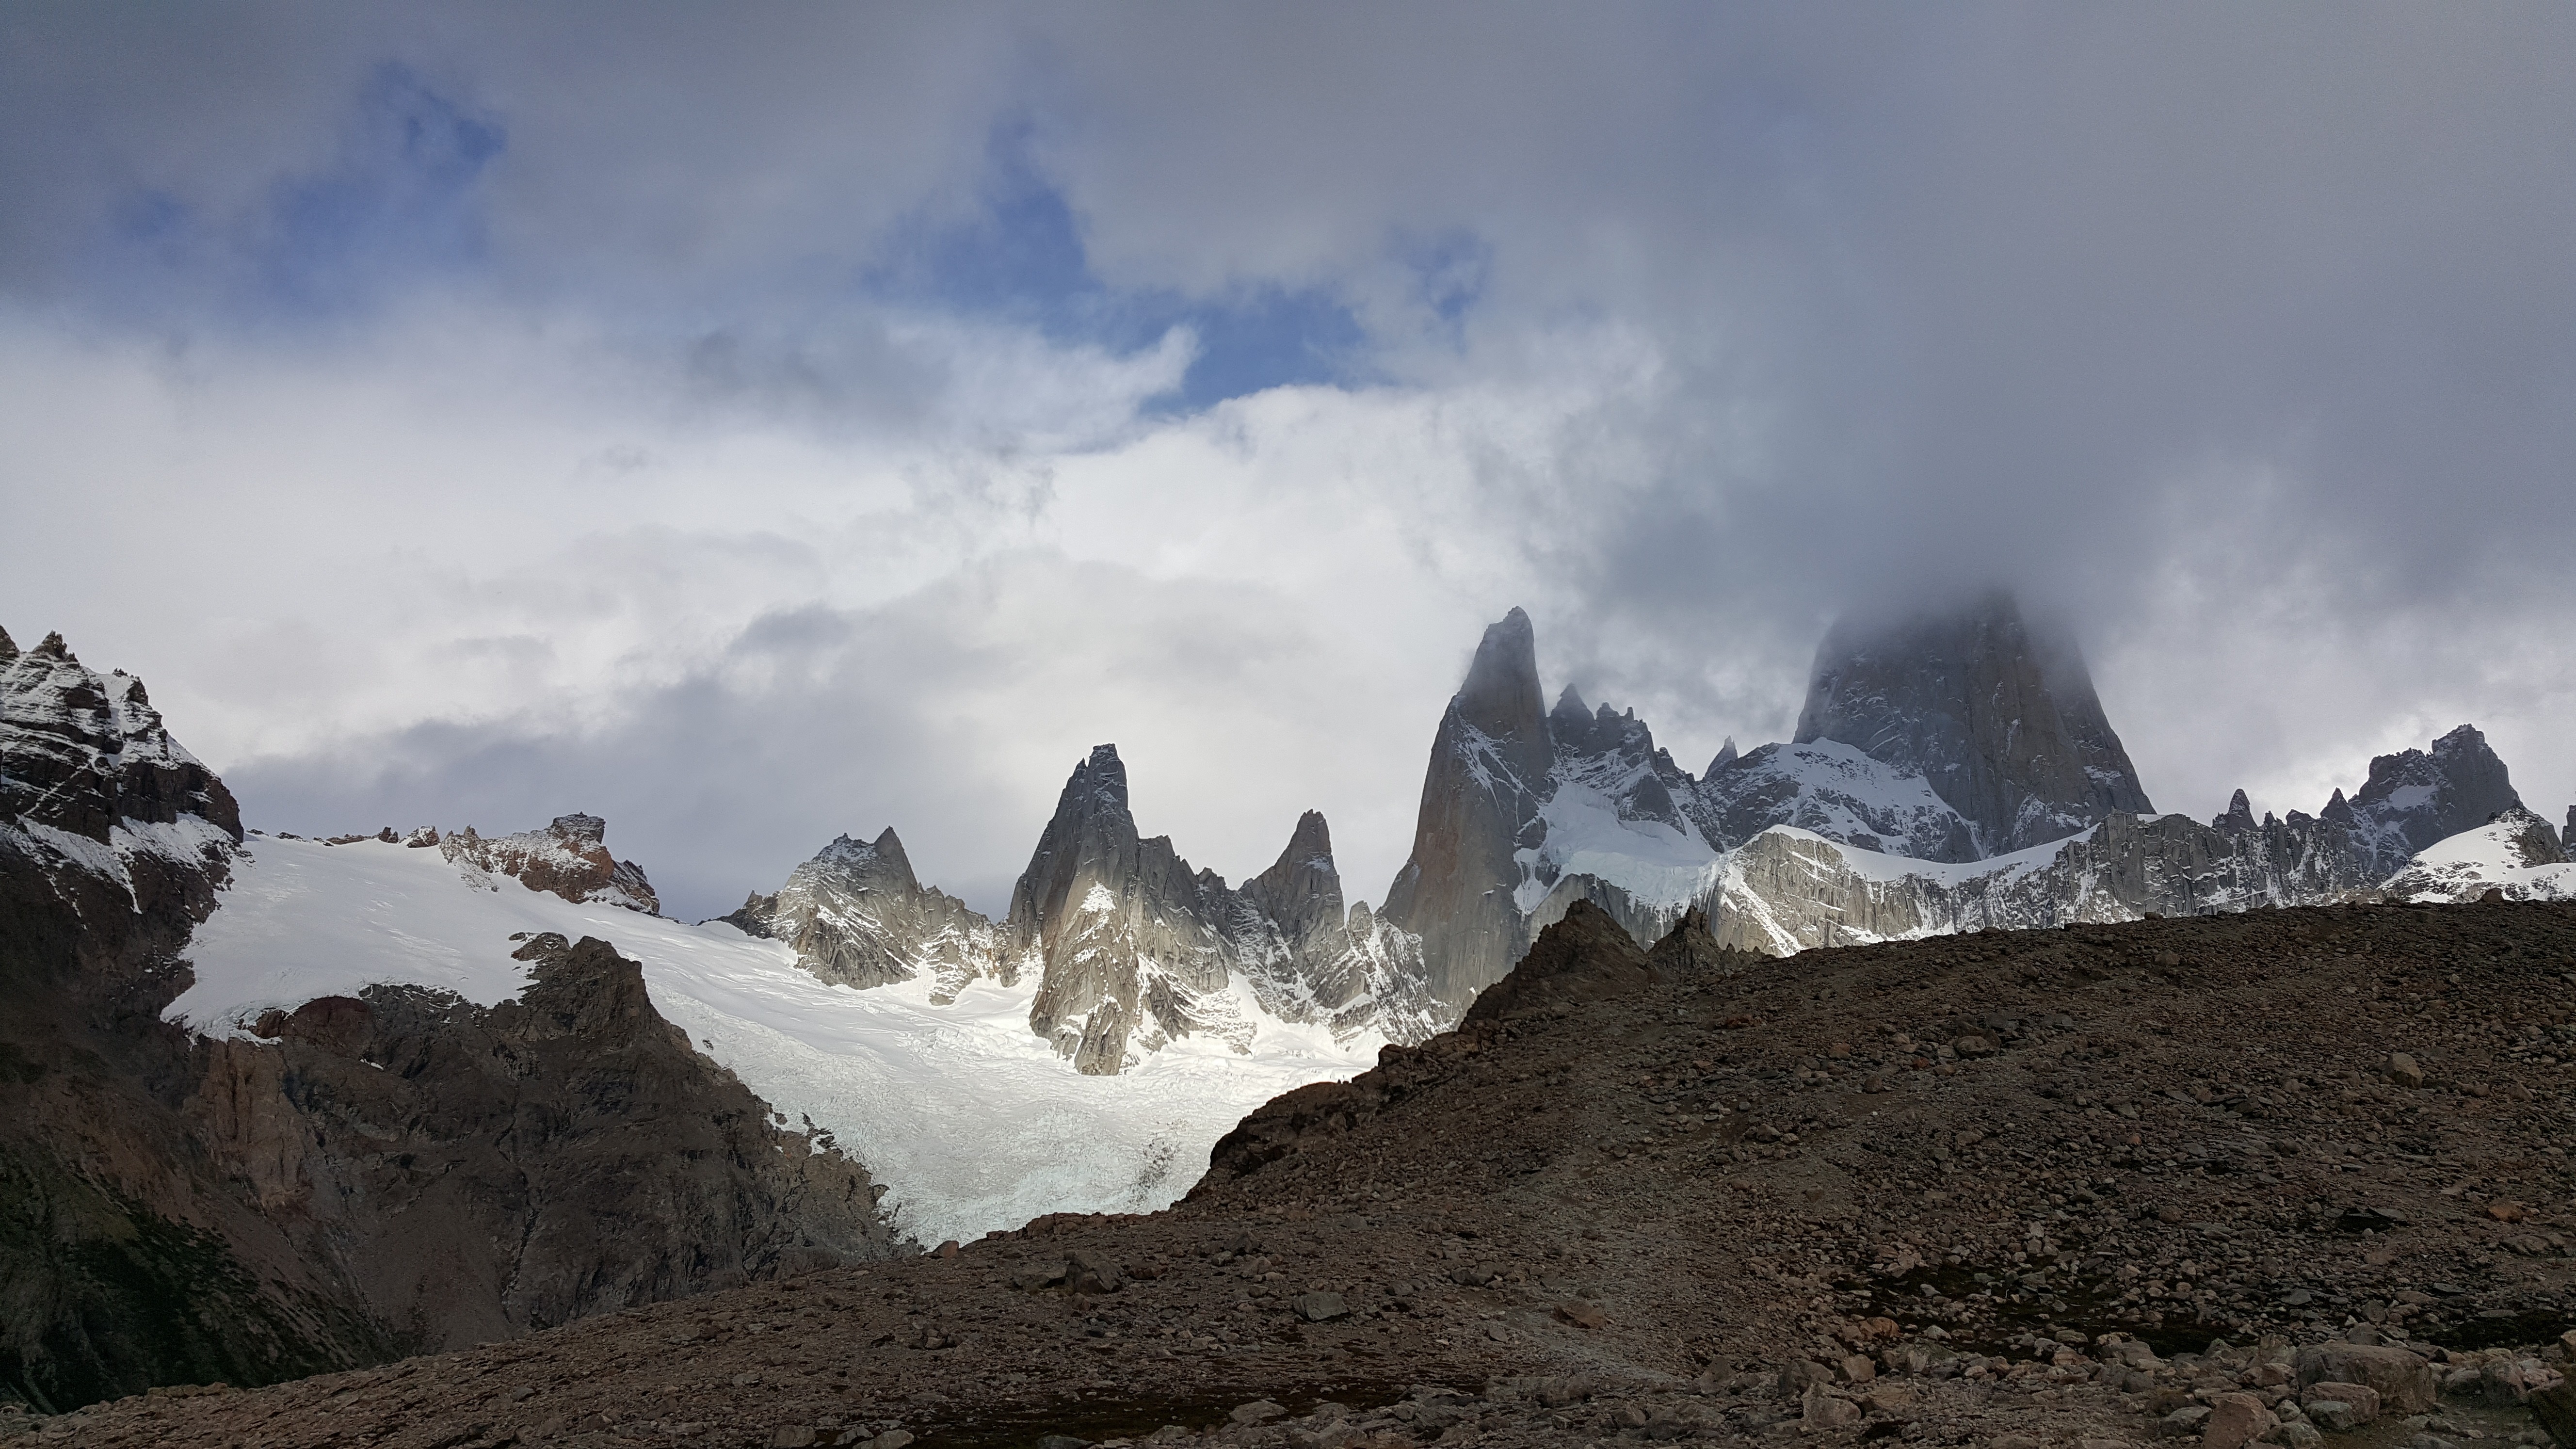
<box><xmin>4</xmin><ymin>4</ymin><xmax>2573</xmax><ymax>921</ymax></box>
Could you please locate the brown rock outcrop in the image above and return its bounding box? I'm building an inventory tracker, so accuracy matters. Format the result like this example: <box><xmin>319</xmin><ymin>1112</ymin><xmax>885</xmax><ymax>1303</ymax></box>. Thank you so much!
<box><xmin>1462</xmin><ymin>900</ymin><xmax>1666</xmax><ymax>1025</ymax></box>
<box><xmin>438</xmin><ymin>813</ymin><xmax>659</xmax><ymax>914</ymax></box>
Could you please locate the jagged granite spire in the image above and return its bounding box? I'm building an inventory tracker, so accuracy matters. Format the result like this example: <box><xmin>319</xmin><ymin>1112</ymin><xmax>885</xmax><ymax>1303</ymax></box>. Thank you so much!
<box><xmin>1792</xmin><ymin>591</ymin><xmax>2153</xmax><ymax>856</ymax></box>
<box><xmin>721</xmin><ymin>826</ymin><xmax>999</xmax><ymax>995</ymax></box>
<box><xmin>1707</xmin><ymin>737</ymin><xmax>1739</xmax><ymax>774</ymax></box>
<box><xmin>1241</xmin><ymin>810</ymin><xmax>1343</xmax><ymax>954</ymax></box>
<box><xmin>2214</xmin><ymin>789</ymin><xmax>2257</xmax><ymax>833</ymax></box>
<box><xmin>1381</xmin><ymin>607</ymin><xmax>1555</xmax><ymax>1005</ymax></box>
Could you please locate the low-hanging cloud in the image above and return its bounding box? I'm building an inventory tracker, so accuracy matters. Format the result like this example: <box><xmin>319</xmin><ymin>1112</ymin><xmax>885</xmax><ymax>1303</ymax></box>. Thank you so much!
<box><xmin>5</xmin><ymin>5</ymin><xmax>2573</xmax><ymax>917</ymax></box>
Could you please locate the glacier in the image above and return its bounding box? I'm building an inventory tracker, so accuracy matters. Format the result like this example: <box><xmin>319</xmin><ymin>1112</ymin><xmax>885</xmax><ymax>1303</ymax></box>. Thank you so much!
<box><xmin>170</xmin><ymin>834</ymin><xmax>1386</xmax><ymax>1247</ymax></box>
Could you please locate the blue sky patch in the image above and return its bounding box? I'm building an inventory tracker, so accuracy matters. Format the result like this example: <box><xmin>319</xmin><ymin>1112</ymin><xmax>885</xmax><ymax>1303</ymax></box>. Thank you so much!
<box><xmin>869</xmin><ymin>128</ymin><xmax>1374</xmax><ymax>412</ymax></box>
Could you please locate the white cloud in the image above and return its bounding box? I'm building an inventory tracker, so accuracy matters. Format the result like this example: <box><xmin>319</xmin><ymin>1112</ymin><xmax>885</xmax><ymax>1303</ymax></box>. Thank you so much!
<box><xmin>5</xmin><ymin>6</ymin><xmax>2574</xmax><ymax>921</ymax></box>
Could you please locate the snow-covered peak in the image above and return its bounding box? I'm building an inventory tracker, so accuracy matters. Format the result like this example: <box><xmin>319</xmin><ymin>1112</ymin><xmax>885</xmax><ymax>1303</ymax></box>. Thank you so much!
<box><xmin>2381</xmin><ymin>805</ymin><xmax>2574</xmax><ymax>904</ymax></box>
<box><xmin>1706</xmin><ymin>737</ymin><xmax>1739</xmax><ymax>775</ymax></box>
<box><xmin>1687</xmin><ymin>739</ymin><xmax>1977</xmax><ymax>863</ymax></box>
<box><xmin>0</xmin><ymin>629</ymin><xmax>242</xmax><ymax>921</ymax></box>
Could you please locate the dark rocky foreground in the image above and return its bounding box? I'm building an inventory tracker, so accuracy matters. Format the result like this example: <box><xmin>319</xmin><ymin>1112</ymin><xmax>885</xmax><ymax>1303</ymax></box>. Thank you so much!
<box><xmin>20</xmin><ymin>897</ymin><xmax>2573</xmax><ymax>1449</ymax></box>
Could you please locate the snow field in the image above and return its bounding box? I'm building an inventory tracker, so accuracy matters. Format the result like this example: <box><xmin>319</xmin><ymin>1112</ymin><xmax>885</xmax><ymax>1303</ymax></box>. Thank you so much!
<box><xmin>171</xmin><ymin>837</ymin><xmax>1382</xmax><ymax>1246</ymax></box>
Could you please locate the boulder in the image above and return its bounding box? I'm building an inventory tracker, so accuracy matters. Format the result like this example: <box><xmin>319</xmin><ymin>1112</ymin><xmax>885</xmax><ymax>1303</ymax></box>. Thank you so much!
<box><xmin>2299</xmin><ymin>1380</ymin><xmax>2380</xmax><ymax>1433</ymax></box>
<box><xmin>1063</xmin><ymin>1249</ymin><xmax>1124</xmax><ymax>1295</ymax></box>
<box><xmin>1800</xmin><ymin>1386</ymin><xmax>1859</xmax><ymax>1429</ymax></box>
<box><xmin>1291</xmin><ymin>1292</ymin><xmax>1348</xmax><ymax>1323</ymax></box>
<box><xmin>2293</xmin><ymin>1344</ymin><xmax>2435</xmax><ymax>1414</ymax></box>
<box><xmin>2203</xmin><ymin>1392</ymin><xmax>2278</xmax><ymax>1449</ymax></box>
<box><xmin>2529</xmin><ymin>1379</ymin><xmax>2576</xmax><ymax>1449</ymax></box>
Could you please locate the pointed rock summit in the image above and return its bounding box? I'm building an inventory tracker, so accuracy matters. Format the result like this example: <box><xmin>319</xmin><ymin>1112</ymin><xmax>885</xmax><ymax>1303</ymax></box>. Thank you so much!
<box><xmin>2343</xmin><ymin>724</ymin><xmax>2523</xmax><ymax>875</ymax></box>
<box><xmin>1707</xmin><ymin>737</ymin><xmax>1739</xmax><ymax>774</ymax></box>
<box><xmin>0</xmin><ymin>628</ymin><xmax>242</xmax><ymax>849</ymax></box>
<box><xmin>1003</xmin><ymin>746</ymin><xmax>1441</xmax><ymax>1073</ymax></box>
<box><xmin>1241</xmin><ymin>810</ymin><xmax>1343</xmax><ymax>955</ymax></box>
<box><xmin>1792</xmin><ymin>591</ymin><xmax>2153</xmax><ymax>855</ymax></box>
<box><xmin>2214</xmin><ymin>789</ymin><xmax>2258</xmax><ymax>833</ymax></box>
<box><xmin>720</xmin><ymin>827</ymin><xmax>999</xmax><ymax>995</ymax></box>
<box><xmin>1381</xmin><ymin>607</ymin><xmax>1556</xmax><ymax>1005</ymax></box>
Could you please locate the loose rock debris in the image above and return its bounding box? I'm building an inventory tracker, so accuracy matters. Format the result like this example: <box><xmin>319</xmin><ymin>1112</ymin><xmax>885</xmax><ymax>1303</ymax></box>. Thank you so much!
<box><xmin>14</xmin><ymin>898</ymin><xmax>2575</xmax><ymax>1448</ymax></box>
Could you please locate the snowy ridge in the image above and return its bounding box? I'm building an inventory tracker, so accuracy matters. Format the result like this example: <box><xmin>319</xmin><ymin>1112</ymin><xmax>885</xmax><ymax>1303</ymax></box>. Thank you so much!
<box><xmin>1</xmin><ymin>812</ymin><xmax>239</xmax><ymax>905</ymax></box>
<box><xmin>1688</xmin><ymin>740</ymin><xmax>1976</xmax><ymax>861</ymax></box>
<box><xmin>1390</xmin><ymin>608</ymin><xmax>2555</xmax><ymax>986</ymax></box>
<box><xmin>2382</xmin><ymin>806</ymin><xmax>2576</xmax><ymax>904</ymax></box>
<box><xmin>0</xmin><ymin>628</ymin><xmax>243</xmax><ymax>907</ymax></box>
<box><xmin>722</xmin><ymin>828</ymin><xmax>1005</xmax><ymax>998</ymax></box>
<box><xmin>171</xmin><ymin>835</ymin><xmax>1382</xmax><ymax>1245</ymax></box>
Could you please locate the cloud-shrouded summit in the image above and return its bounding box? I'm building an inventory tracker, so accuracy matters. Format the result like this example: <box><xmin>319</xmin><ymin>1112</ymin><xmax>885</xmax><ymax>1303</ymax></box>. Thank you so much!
<box><xmin>4</xmin><ymin>7</ymin><xmax>2574</xmax><ymax>919</ymax></box>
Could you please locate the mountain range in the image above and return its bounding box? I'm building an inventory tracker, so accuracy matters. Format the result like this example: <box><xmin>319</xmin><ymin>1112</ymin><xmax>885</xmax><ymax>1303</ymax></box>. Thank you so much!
<box><xmin>3</xmin><ymin>596</ymin><xmax>2568</xmax><ymax>1411</ymax></box>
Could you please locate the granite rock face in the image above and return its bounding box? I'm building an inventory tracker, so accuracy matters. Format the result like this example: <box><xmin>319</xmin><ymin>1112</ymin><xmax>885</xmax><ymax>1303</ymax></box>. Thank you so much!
<box><xmin>1240</xmin><ymin>809</ymin><xmax>1345</xmax><ymax>956</ymax></box>
<box><xmin>438</xmin><ymin>812</ymin><xmax>660</xmax><ymax>914</ymax></box>
<box><xmin>720</xmin><ymin>828</ymin><xmax>1003</xmax><ymax>998</ymax></box>
<box><xmin>2343</xmin><ymin>724</ymin><xmax>2525</xmax><ymax>876</ymax></box>
<box><xmin>0</xmin><ymin>633</ymin><xmax>902</xmax><ymax>1412</ymax></box>
<box><xmin>1013</xmin><ymin>744</ymin><xmax>1247</xmax><ymax>1073</ymax></box>
<box><xmin>1010</xmin><ymin>746</ymin><xmax>1443</xmax><ymax>1074</ymax></box>
<box><xmin>1792</xmin><ymin>592</ymin><xmax>2154</xmax><ymax>855</ymax></box>
<box><xmin>1380</xmin><ymin>608</ymin><xmax>1556</xmax><ymax>1005</ymax></box>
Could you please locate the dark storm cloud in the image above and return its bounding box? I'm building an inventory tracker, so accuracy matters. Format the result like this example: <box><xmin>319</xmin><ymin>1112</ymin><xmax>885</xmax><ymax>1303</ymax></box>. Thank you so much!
<box><xmin>7</xmin><ymin>4</ymin><xmax>2574</xmax><ymax>896</ymax></box>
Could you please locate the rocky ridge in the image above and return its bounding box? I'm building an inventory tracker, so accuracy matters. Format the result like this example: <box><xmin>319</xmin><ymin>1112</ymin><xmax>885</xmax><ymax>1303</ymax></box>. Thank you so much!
<box><xmin>440</xmin><ymin>813</ymin><xmax>661</xmax><ymax>914</ymax></box>
<box><xmin>0</xmin><ymin>631</ymin><xmax>904</xmax><ymax>1413</ymax></box>
<box><xmin>35</xmin><ymin>892</ymin><xmax>2574</xmax><ymax>1449</ymax></box>
<box><xmin>1379</xmin><ymin>599</ymin><xmax>2567</xmax><ymax>972</ymax></box>
<box><xmin>2343</xmin><ymin>726</ymin><xmax>2531</xmax><ymax>880</ymax></box>
<box><xmin>2383</xmin><ymin>807</ymin><xmax>2576</xmax><ymax>906</ymax></box>
<box><xmin>720</xmin><ymin>829</ymin><xmax>1002</xmax><ymax>997</ymax></box>
<box><xmin>728</xmin><ymin>747</ymin><xmax>1442</xmax><ymax>1078</ymax></box>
